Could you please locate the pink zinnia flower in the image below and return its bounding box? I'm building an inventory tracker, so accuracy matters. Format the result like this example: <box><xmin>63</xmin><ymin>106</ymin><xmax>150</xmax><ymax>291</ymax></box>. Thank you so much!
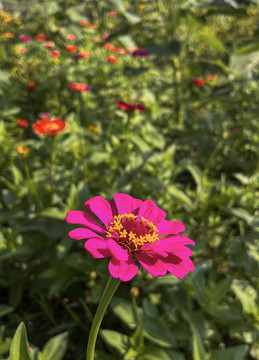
<box><xmin>118</xmin><ymin>100</ymin><xmax>145</xmax><ymax>112</ymax></box>
<box><xmin>102</xmin><ymin>33</ymin><xmax>109</xmax><ymax>39</ymax></box>
<box><xmin>39</xmin><ymin>112</ymin><xmax>51</xmax><ymax>119</ymax></box>
<box><xmin>20</xmin><ymin>35</ymin><xmax>31</xmax><ymax>42</ymax></box>
<box><xmin>66</xmin><ymin>194</ymin><xmax>195</xmax><ymax>282</ymax></box>
<box><xmin>50</xmin><ymin>50</ymin><xmax>60</xmax><ymax>57</ymax></box>
<box><xmin>69</xmin><ymin>83</ymin><xmax>91</xmax><ymax>92</ymax></box>
<box><xmin>132</xmin><ymin>49</ymin><xmax>150</xmax><ymax>57</ymax></box>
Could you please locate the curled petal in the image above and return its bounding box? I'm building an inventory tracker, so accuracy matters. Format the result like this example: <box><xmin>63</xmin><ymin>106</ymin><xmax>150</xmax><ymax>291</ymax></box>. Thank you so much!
<box><xmin>108</xmin><ymin>255</ymin><xmax>138</xmax><ymax>281</ymax></box>
<box><xmin>85</xmin><ymin>196</ymin><xmax>113</xmax><ymax>226</ymax></box>
<box><xmin>136</xmin><ymin>252</ymin><xmax>167</xmax><ymax>277</ymax></box>
<box><xmin>66</xmin><ymin>210</ymin><xmax>106</xmax><ymax>233</ymax></box>
<box><xmin>107</xmin><ymin>238</ymin><xmax>129</xmax><ymax>260</ymax></box>
<box><xmin>68</xmin><ymin>228</ymin><xmax>102</xmax><ymax>241</ymax></box>
<box><xmin>114</xmin><ymin>193</ymin><xmax>143</xmax><ymax>215</ymax></box>
<box><xmin>84</xmin><ymin>238</ymin><xmax>111</xmax><ymax>258</ymax></box>
<box><xmin>158</xmin><ymin>220</ymin><xmax>185</xmax><ymax>236</ymax></box>
<box><xmin>137</xmin><ymin>200</ymin><xmax>166</xmax><ymax>226</ymax></box>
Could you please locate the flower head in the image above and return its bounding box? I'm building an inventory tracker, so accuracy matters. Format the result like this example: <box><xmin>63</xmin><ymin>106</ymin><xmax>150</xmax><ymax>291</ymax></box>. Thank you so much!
<box><xmin>19</xmin><ymin>35</ymin><xmax>31</xmax><ymax>42</ymax></box>
<box><xmin>206</xmin><ymin>74</ymin><xmax>217</xmax><ymax>81</ymax></box>
<box><xmin>191</xmin><ymin>78</ymin><xmax>205</xmax><ymax>87</ymax></box>
<box><xmin>78</xmin><ymin>20</ymin><xmax>96</xmax><ymax>29</ymax></box>
<box><xmin>79</xmin><ymin>51</ymin><xmax>90</xmax><ymax>58</ymax></box>
<box><xmin>50</xmin><ymin>50</ymin><xmax>60</xmax><ymax>57</ymax></box>
<box><xmin>66</xmin><ymin>194</ymin><xmax>195</xmax><ymax>281</ymax></box>
<box><xmin>66</xmin><ymin>45</ymin><xmax>78</xmax><ymax>52</ymax></box>
<box><xmin>39</xmin><ymin>112</ymin><xmax>51</xmax><ymax>119</ymax></box>
<box><xmin>17</xmin><ymin>119</ymin><xmax>29</xmax><ymax>127</ymax></box>
<box><xmin>17</xmin><ymin>144</ymin><xmax>30</xmax><ymax>157</ymax></box>
<box><xmin>35</xmin><ymin>34</ymin><xmax>46</xmax><ymax>41</ymax></box>
<box><xmin>108</xmin><ymin>12</ymin><xmax>117</xmax><ymax>18</ymax></box>
<box><xmin>28</xmin><ymin>82</ymin><xmax>36</xmax><ymax>90</ymax></box>
<box><xmin>69</xmin><ymin>83</ymin><xmax>91</xmax><ymax>92</ymax></box>
<box><xmin>107</xmin><ymin>55</ymin><xmax>117</xmax><ymax>63</ymax></box>
<box><xmin>33</xmin><ymin>118</ymin><xmax>66</xmax><ymax>136</ymax></box>
<box><xmin>66</xmin><ymin>33</ymin><xmax>76</xmax><ymax>40</ymax></box>
<box><xmin>132</xmin><ymin>49</ymin><xmax>150</xmax><ymax>57</ymax></box>
<box><xmin>5</xmin><ymin>32</ymin><xmax>14</xmax><ymax>38</ymax></box>
<box><xmin>117</xmin><ymin>100</ymin><xmax>145</xmax><ymax>112</ymax></box>
<box><xmin>43</xmin><ymin>41</ymin><xmax>55</xmax><ymax>47</ymax></box>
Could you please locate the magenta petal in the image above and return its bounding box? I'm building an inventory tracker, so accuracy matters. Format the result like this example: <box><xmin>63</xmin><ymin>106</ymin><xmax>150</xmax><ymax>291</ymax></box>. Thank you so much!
<box><xmin>141</xmin><ymin>243</ymin><xmax>168</xmax><ymax>257</ymax></box>
<box><xmin>108</xmin><ymin>255</ymin><xmax>138</xmax><ymax>281</ymax></box>
<box><xmin>84</xmin><ymin>238</ymin><xmax>111</xmax><ymax>258</ymax></box>
<box><xmin>137</xmin><ymin>200</ymin><xmax>166</xmax><ymax>226</ymax></box>
<box><xmin>66</xmin><ymin>210</ymin><xmax>106</xmax><ymax>233</ymax></box>
<box><xmin>165</xmin><ymin>256</ymin><xmax>194</xmax><ymax>278</ymax></box>
<box><xmin>85</xmin><ymin>196</ymin><xmax>114</xmax><ymax>226</ymax></box>
<box><xmin>166</xmin><ymin>246</ymin><xmax>193</xmax><ymax>259</ymax></box>
<box><xmin>107</xmin><ymin>239</ymin><xmax>129</xmax><ymax>260</ymax></box>
<box><xmin>68</xmin><ymin>228</ymin><xmax>102</xmax><ymax>241</ymax></box>
<box><xmin>158</xmin><ymin>220</ymin><xmax>185</xmax><ymax>236</ymax></box>
<box><xmin>160</xmin><ymin>235</ymin><xmax>195</xmax><ymax>247</ymax></box>
<box><xmin>114</xmin><ymin>193</ymin><xmax>143</xmax><ymax>215</ymax></box>
<box><xmin>109</xmin><ymin>200</ymin><xmax>118</xmax><ymax>217</ymax></box>
<box><xmin>136</xmin><ymin>252</ymin><xmax>167</xmax><ymax>277</ymax></box>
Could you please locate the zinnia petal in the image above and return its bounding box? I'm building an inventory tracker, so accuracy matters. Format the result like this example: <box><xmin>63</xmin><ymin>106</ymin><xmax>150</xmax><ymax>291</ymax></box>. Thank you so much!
<box><xmin>165</xmin><ymin>256</ymin><xmax>194</xmax><ymax>278</ymax></box>
<box><xmin>158</xmin><ymin>220</ymin><xmax>185</xmax><ymax>236</ymax></box>
<box><xmin>108</xmin><ymin>255</ymin><xmax>138</xmax><ymax>281</ymax></box>
<box><xmin>84</xmin><ymin>238</ymin><xmax>111</xmax><ymax>258</ymax></box>
<box><xmin>159</xmin><ymin>235</ymin><xmax>195</xmax><ymax>247</ymax></box>
<box><xmin>107</xmin><ymin>238</ymin><xmax>129</xmax><ymax>261</ymax></box>
<box><xmin>136</xmin><ymin>252</ymin><xmax>167</xmax><ymax>277</ymax></box>
<box><xmin>66</xmin><ymin>210</ymin><xmax>106</xmax><ymax>234</ymax></box>
<box><xmin>137</xmin><ymin>199</ymin><xmax>166</xmax><ymax>225</ymax></box>
<box><xmin>114</xmin><ymin>193</ymin><xmax>143</xmax><ymax>215</ymax></box>
<box><xmin>85</xmin><ymin>196</ymin><xmax>114</xmax><ymax>226</ymax></box>
<box><xmin>68</xmin><ymin>228</ymin><xmax>102</xmax><ymax>241</ymax></box>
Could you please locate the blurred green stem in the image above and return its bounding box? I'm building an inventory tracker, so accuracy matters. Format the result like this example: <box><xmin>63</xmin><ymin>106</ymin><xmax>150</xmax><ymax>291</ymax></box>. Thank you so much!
<box><xmin>24</xmin><ymin>163</ymin><xmax>44</xmax><ymax>210</ymax></box>
<box><xmin>86</xmin><ymin>276</ymin><xmax>120</xmax><ymax>360</ymax></box>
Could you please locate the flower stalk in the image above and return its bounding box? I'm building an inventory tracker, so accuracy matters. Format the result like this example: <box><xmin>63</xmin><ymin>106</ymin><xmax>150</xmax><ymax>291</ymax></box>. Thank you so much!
<box><xmin>86</xmin><ymin>276</ymin><xmax>121</xmax><ymax>360</ymax></box>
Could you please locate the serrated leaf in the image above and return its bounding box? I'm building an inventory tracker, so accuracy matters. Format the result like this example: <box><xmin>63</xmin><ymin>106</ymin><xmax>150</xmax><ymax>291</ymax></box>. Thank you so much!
<box><xmin>9</xmin><ymin>322</ymin><xmax>32</xmax><ymax>360</ymax></box>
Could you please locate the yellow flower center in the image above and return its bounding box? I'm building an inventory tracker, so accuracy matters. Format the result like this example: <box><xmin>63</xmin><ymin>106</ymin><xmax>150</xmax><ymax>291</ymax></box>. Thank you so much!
<box><xmin>106</xmin><ymin>213</ymin><xmax>159</xmax><ymax>252</ymax></box>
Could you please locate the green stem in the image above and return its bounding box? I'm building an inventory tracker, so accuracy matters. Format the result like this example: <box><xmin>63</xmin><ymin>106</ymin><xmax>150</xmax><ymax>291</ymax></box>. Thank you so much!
<box><xmin>86</xmin><ymin>276</ymin><xmax>121</xmax><ymax>360</ymax></box>
<box><xmin>24</xmin><ymin>163</ymin><xmax>44</xmax><ymax>210</ymax></box>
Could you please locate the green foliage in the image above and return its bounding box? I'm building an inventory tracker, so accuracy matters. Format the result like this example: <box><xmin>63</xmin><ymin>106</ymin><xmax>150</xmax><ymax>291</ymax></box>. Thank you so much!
<box><xmin>0</xmin><ymin>0</ymin><xmax>259</xmax><ymax>359</ymax></box>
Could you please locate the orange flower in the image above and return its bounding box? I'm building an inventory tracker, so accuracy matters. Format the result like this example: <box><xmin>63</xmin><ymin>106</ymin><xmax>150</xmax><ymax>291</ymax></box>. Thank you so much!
<box><xmin>69</xmin><ymin>83</ymin><xmax>91</xmax><ymax>92</ymax></box>
<box><xmin>43</xmin><ymin>41</ymin><xmax>55</xmax><ymax>47</ymax></box>
<box><xmin>33</xmin><ymin>118</ymin><xmax>66</xmax><ymax>136</ymax></box>
<box><xmin>66</xmin><ymin>33</ymin><xmax>76</xmax><ymax>40</ymax></box>
<box><xmin>66</xmin><ymin>45</ymin><xmax>77</xmax><ymax>52</ymax></box>
<box><xmin>17</xmin><ymin>145</ymin><xmax>30</xmax><ymax>157</ymax></box>
<box><xmin>78</xmin><ymin>20</ymin><xmax>96</xmax><ymax>29</ymax></box>
<box><xmin>16</xmin><ymin>46</ymin><xmax>27</xmax><ymax>53</ymax></box>
<box><xmin>5</xmin><ymin>32</ymin><xmax>14</xmax><ymax>38</ymax></box>
<box><xmin>79</xmin><ymin>51</ymin><xmax>90</xmax><ymax>58</ymax></box>
<box><xmin>87</xmin><ymin>124</ymin><xmax>100</xmax><ymax>132</ymax></box>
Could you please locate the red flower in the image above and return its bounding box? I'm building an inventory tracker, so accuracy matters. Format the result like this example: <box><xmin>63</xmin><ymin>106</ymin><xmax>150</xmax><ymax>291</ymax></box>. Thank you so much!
<box><xmin>35</xmin><ymin>34</ymin><xmax>46</xmax><ymax>41</ymax></box>
<box><xmin>66</xmin><ymin>45</ymin><xmax>77</xmax><ymax>52</ymax></box>
<box><xmin>107</xmin><ymin>56</ymin><xmax>117</xmax><ymax>63</ymax></box>
<box><xmin>107</xmin><ymin>12</ymin><xmax>117</xmax><ymax>18</ymax></box>
<box><xmin>66</xmin><ymin>33</ymin><xmax>76</xmax><ymax>40</ymax></box>
<box><xmin>118</xmin><ymin>100</ymin><xmax>145</xmax><ymax>112</ymax></box>
<box><xmin>78</xmin><ymin>20</ymin><xmax>96</xmax><ymax>29</ymax></box>
<box><xmin>191</xmin><ymin>78</ymin><xmax>205</xmax><ymax>87</ymax></box>
<box><xmin>66</xmin><ymin>193</ymin><xmax>195</xmax><ymax>281</ymax></box>
<box><xmin>17</xmin><ymin>119</ymin><xmax>29</xmax><ymax>128</ymax></box>
<box><xmin>78</xmin><ymin>51</ymin><xmax>90</xmax><ymax>58</ymax></box>
<box><xmin>206</xmin><ymin>75</ymin><xmax>217</xmax><ymax>81</ymax></box>
<box><xmin>69</xmin><ymin>83</ymin><xmax>91</xmax><ymax>92</ymax></box>
<box><xmin>32</xmin><ymin>118</ymin><xmax>66</xmax><ymax>136</ymax></box>
<box><xmin>28</xmin><ymin>82</ymin><xmax>36</xmax><ymax>90</ymax></box>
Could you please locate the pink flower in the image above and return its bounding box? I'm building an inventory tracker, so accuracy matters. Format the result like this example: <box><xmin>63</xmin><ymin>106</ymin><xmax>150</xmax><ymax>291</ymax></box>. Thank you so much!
<box><xmin>43</xmin><ymin>41</ymin><xmax>55</xmax><ymax>47</ymax></box>
<box><xmin>20</xmin><ymin>35</ymin><xmax>31</xmax><ymax>42</ymax></box>
<box><xmin>102</xmin><ymin>33</ymin><xmax>109</xmax><ymax>39</ymax></box>
<box><xmin>39</xmin><ymin>112</ymin><xmax>51</xmax><ymax>119</ymax></box>
<box><xmin>66</xmin><ymin>194</ymin><xmax>195</xmax><ymax>282</ymax></box>
<box><xmin>69</xmin><ymin>83</ymin><xmax>91</xmax><ymax>92</ymax></box>
<box><xmin>107</xmin><ymin>12</ymin><xmax>117</xmax><ymax>18</ymax></box>
<box><xmin>132</xmin><ymin>49</ymin><xmax>150</xmax><ymax>57</ymax></box>
<box><xmin>50</xmin><ymin>50</ymin><xmax>60</xmax><ymax>57</ymax></box>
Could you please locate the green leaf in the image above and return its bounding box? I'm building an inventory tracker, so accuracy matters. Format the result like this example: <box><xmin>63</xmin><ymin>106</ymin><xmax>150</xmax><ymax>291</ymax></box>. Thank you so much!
<box><xmin>9</xmin><ymin>322</ymin><xmax>32</xmax><ymax>360</ymax></box>
<box><xmin>231</xmin><ymin>279</ymin><xmax>257</xmax><ymax>314</ymax></box>
<box><xmin>143</xmin><ymin>317</ymin><xmax>176</xmax><ymax>348</ymax></box>
<box><xmin>111</xmin><ymin>298</ymin><xmax>136</xmax><ymax>329</ymax></box>
<box><xmin>39</xmin><ymin>332</ymin><xmax>68</xmax><ymax>360</ymax></box>
<box><xmin>100</xmin><ymin>330</ymin><xmax>128</xmax><ymax>355</ymax></box>
<box><xmin>230</xmin><ymin>51</ymin><xmax>259</xmax><ymax>78</ymax></box>
<box><xmin>167</xmin><ymin>185</ymin><xmax>193</xmax><ymax>209</ymax></box>
<box><xmin>38</xmin><ymin>208</ymin><xmax>66</xmax><ymax>220</ymax></box>
<box><xmin>0</xmin><ymin>304</ymin><xmax>14</xmax><ymax>318</ymax></box>
<box><xmin>198</xmin><ymin>29</ymin><xmax>226</xmax><ymax>54</ymax></box>
<box><xmin>213</xmin><ymin>345</ymin><xmax>249</xmax><ymax>360</ymax></box>
<box><xmin>193</xmin><ymin>331</ymin><xmax>206</xmax><ymax>360</ymax></box>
